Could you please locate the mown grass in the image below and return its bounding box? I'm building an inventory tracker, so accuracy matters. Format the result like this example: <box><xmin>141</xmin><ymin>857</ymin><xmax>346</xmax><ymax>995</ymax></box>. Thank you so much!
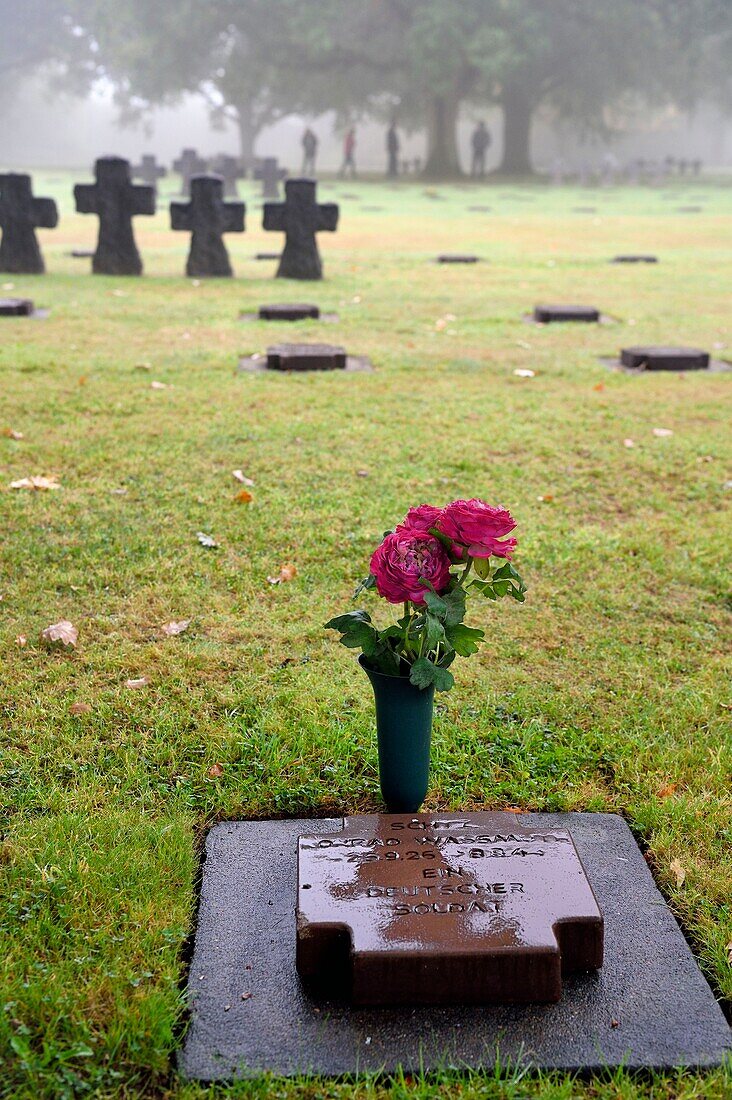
<box><xmin>0</xmin><ymin>171</ymin><xmax>730</xmax><ymax>1098</ymax></box>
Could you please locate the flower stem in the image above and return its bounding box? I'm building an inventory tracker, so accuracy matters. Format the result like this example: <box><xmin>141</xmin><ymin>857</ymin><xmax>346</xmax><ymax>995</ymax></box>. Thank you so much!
<box><xmin>459</xmin><ymin>558</ymin><xmax>473</xmax><ymax>586</ymax></box>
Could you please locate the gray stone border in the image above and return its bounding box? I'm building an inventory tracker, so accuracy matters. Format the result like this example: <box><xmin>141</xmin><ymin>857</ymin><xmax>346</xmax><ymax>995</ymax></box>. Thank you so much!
<box><xmin>237</xmin><ymin>353</ymin><xmax>373</xmax><ymax>374</ymax></box>
<box><xmin>598</xmin><ymin>356</ymin><xmax>731</xmax><ymax>374</ymax></box>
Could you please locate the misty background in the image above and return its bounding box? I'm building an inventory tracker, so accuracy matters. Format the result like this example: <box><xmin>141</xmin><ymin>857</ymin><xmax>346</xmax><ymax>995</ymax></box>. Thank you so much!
<box><xmin>2</xmin><ymin>0</ymin><xmax>731</xmax><ymax>175</ymax></box>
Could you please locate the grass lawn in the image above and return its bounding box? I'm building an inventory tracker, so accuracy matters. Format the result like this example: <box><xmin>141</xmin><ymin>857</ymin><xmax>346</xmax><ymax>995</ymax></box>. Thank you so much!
<box><xmin>0</xmin><ymin>170</ymin><xmax>730</xmax><ymax>1099</ymax></box>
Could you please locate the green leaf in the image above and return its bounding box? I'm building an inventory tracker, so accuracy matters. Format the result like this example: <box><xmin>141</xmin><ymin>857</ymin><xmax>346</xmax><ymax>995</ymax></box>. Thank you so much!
<box><xmin>472</xmin><ymin>580</ymin><xmax>498</xmax><ymax>600</ymax></box>
<box><xmin>423</xmin><ymin>590</ymin><xmax>448</xmax><ymax>621</ymax></box>
<box><xmin>442</xmin><ymin>587</ymin><xmax>466</xmax><ymax>626</ymax></box>
<box><xmin>324</xmin><ymin>610</ymin><xmax>372</xmax><ymax>632</ymax></box>
<box><xmin>353</xmin><ymin>574</ymin><xmax>377</xmax><ymax>598</ymax></box>
<box><xmin>423</xmin><ymin>613</ymin><xmax>445</xmax><ymax>654</ymax></box>
<box><xmin>473</xmin><ymin>555</ymin><xmax>492</xmax><ymax>580</ymax></box>
<box><xmin>445</xmin><ymin>623</ymin><xmax>485</xmax><ymax>656</ymax></box>
<box><xmin>409</xmin><ymin>657</ymin><xmax>455</xmax><ymax>693</ymax></box>
<box><xmin>492</xmin><ymin>579</ymin><xmax>511</xmax><ymax>597</ymax></box>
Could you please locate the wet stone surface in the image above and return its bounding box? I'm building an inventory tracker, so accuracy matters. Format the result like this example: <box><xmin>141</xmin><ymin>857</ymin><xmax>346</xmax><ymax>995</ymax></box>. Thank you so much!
<box><xmin>180</xmin><ymin>813</ymin><xmax>731</xmax><ymax>1079</ymax></box>
<box><xmin>0</xmin><ymin>297</ymin><xmax>34</xmax><ymax>316</ymax></box>
<box><xmin>620</xmin><ymin>346</ymin><xmax>710</xmax><ymax>371</ymax></box>
<box><xmin>534</xmin><ymin>304</ymin><xmax>600</xmax><ymax>323</ymax></box>
<box><xmin>297</xmin><ymin>814</ymin><xmax>603</xmax><ymax>1006</ymax></box>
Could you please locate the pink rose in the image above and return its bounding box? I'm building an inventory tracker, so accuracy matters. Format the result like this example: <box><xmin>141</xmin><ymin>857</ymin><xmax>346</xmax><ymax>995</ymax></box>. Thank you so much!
<box><xmin>370</xmin><ymin>531</ymin><xmax>451</xmax><ymax>605</ymax></box>
<box><xmin>438</xmin><ymin>498</ymin><xmax>517</xmax><ymax>559</ymax></box>
<box><xmin>395</xmin><ymin>504</ymin><xmax>443</xmax><ymax>535</ymax></box>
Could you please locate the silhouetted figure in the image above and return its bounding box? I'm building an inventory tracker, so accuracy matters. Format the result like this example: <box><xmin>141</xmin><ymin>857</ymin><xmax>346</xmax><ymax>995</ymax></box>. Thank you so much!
<box><xmin>170</xmin><ymin>175</ymin><xmax>245</xmax><ymax>277</ymax></box>
<box><xmin>386</xmin><ymin>123</ymin><xmax>400</xmax><ymax>178</ymax></box>
<box><xmin>0</xmin><ymin>173</ymin><xmax>58</xmax><ymax>274</ymax></box>
<box><xmin>74</xmin><ymin>156</ymin><xmax>155</xmax><ymax>276</ymax></box>
<box><xmin>339</xmin><ymin>128</ymin><xmax>357</xmax><ymax>178</ymax></box>
<box><xmin>302</xmin><ymin>128</ymin><xmax>318</xmax><ymax>176</ymax></box>
<box><xmin>470</xmin><ymin>122</ymin><xmax>491</xmax><ymax>178</ymax></box>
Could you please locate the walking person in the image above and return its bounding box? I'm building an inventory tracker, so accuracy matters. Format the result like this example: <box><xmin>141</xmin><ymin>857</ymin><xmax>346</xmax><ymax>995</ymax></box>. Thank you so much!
<box><xmin>302</xmin><ymin>127</ymin><xmax>318</xmax><ymax>176</ymax></box>
<box><xmin>470</xmin><ymin>121</ymin><xmax>491</xmax><ymax>178</ymax></box>
<box><xmin>386</xmin><ymin>121</ymin><xmax>400</xmax><ymax>178</ymax></box>
<box><xmin>339</xmin><ymin>128</ymin><xmax>357</xmax><ymax>178</ymax></box>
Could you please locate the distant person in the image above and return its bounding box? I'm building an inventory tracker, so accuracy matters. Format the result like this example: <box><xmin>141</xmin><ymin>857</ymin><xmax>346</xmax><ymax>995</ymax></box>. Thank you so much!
<box><xmin>339</xmin><ymin>128</ymin><xmax>356</xmax><ymax>178</ymax></box>
<box><xmin>470</xmin><ymin>121</ymin><xmax>491</xmax><ymax>178</ymax></box>
<box><xmin>302</xmin><ymin>128</ymin><xmax>318</xmax><ymax>176</ymax></box>
<box><xmin>386</xmin><ymin>122</ymin><xmax>400</xmax><ymax>178</ymax></box>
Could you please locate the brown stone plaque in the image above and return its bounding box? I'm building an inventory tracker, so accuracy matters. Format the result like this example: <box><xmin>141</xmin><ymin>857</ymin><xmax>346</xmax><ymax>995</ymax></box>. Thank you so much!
<box><xmin>259</xmin><ymin>303</ymin><xmax>320</xmax><ymax>321</ymax></box>
<box><xmin>611</xmin><ymin>255</ymin><xmax>658</xmax><ymax>264</ymax></box>
<box><xmin>620</xmin><ymin>346</ymin><xmax>710</xmax><ymax>371</ymax></box>
<box><xmin>0</xmin><ymin>297</ymin><xmax>34</xmax><ymax>316</ymax></box>
<box><xmin>266</xmin><ymin>343</ymin><xmax>346</xmax><ymax>371</ymax></box>
<box><xmin>436</xmin><ymin>254</ymin><xmax>480</xmax><ymax>263</ymax></box>
<box><xmin>534</xmin><ymin>304</ymin><xmax>600</xmax><ymax>323</ymax></box>
<box><xmin>296</xmin><ymin>813</ymin><xmax>603</xmax><ymax>1006</ymax></box>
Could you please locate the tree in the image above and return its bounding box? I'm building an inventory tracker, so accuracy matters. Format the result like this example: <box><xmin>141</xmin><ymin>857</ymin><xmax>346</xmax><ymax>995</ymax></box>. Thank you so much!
<box><xmin>0</xmin><ymin>0</ymin><xmax>92</xmax><ymax>109</ymax></box>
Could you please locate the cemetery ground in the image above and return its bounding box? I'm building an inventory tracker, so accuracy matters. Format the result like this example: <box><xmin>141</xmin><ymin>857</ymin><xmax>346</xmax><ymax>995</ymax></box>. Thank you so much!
<box><xmin>1</xmin><ymin>172</ymin><xmax>730</xmax><ymax>1099</ymax></box>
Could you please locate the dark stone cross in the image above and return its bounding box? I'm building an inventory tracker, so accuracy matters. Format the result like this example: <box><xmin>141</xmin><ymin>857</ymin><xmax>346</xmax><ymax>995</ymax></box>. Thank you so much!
<box><xmin>174</xmin><ymin>148</ymin><xmax>208</xmax><ymax>196</ymax></box>
<box><xmin>132</xmin><ymin>154</ymin><xmax>167</xmax><ymax>189</ymax></box>
<box><xmin>0</xmin><ymin>173</ymin><xmax>58</xmax><ymax>274</ymax></box>
<box><xmin>170</xmin><ymin>175</ymin><xmax>245</xmax><ymax>277</ymax></box>
<box><xmin>297</xmin><ymin>813</ymin><xmax>604</xmax><ymax>1005</ymax></box>
<box><xmin>74</xmin><ymin>156</ymin><xmax>155</xmax><ymax>276</ymax></box>
<box><xmin>211</xmin><ymin>154</ymin><xmax>246</xmax><ymax>198</ymax></box>
<box><xmin>263</xmin><ymin>178</ymin><xmax>339</xmax><ymax>280</ymax></box>
<box><xmin>254</xmin><ymin>156</ymin><xmax>287</xmax><ymax>199</ymax></box>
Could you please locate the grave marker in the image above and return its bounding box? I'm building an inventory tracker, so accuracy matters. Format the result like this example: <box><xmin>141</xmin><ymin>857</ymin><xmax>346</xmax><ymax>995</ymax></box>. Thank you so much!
<box><xmin>254</xmin><ymin>157</ymin><xmax>287</xmax><ymax>199</ymax></box>
<box><xmin>170</xmin><ymin>175</ymin><xmax>245</xmax><ymax>277</ymax></box>
<box><xmin>263</xmin><ymin>179</ymin><xmax>338</xmax><ymax>281</ymax></box>
<box><xmin>534</xmin><ymin>304</ymin><xmax>600</xmax><ymax>323</ymax></box>
<box><xmin>436</xmin><ymin>254</ymin><xmax>479</xmax><ymax>264</ymax></box>
<box><xmin>611</xmin><ymin>255</ymin><xmax>658</xmax><ymax>263</ymax></box>
<box><xmin>620</xmin><ymin>346</ymin><xmax>710</xmax><ymax>371</ymax></box>
<box><xmin>74</xmin><ymin>157</ymin><xmax>155</xmax><ymax>276</ymax></box>
<box><xmin>132</xmin><ymin>154</ymin><xmax>167</xmax><ymax>189</ymax></box>
<box><xmin>211</xmin><ymin>154</ymin><xmax>246</xmax><ymax>198</ymax></box>
<box><xmin>258</xmin><ymin>303</ymin><xmax>320</xmax><ymax>321</ymax></box>
<box><xmin>0</xmin><ymin>173</ymin><xmax>58</xmax><ymax>274</ymax></box>
<box><xmin>266</xmin><ymin>343</ymin><xmax>346</xmax><ymax>370</ymax></box>
<box><xmin>174</xmin><ymin>148</ymin><xmax>208</xmax><ymax>196</ymax></box>
<box><xmin>0</xmin><ymin>297</ymin><xmax>34</xmax><ymax>316</ymax></box>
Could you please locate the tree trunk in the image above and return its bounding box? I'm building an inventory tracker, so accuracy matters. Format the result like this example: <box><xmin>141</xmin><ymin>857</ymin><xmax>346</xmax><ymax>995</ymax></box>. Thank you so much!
<box><xmin>422</xmin><ymin>93</ymin><xmax>463</xmax><ymax>180</ymax></box>
<box><xmin>498</xmin><ymin>84</ymin><xmax>534</xmax><ymax>176</ymax></box>
<box><xmin>235</xmin><ymin>107</ymin><xmax>257</xmax><ymax>169</ymax></box>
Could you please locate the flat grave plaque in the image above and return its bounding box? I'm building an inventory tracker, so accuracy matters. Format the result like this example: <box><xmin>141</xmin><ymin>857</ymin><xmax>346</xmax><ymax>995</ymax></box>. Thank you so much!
<box><xmin>0</xmin><ymin>297</ymin><xmax>34</xmax><ymax>316</ymax></box>
<box><xmin>611</xmin><ymin>255</ymin><xmax>658</xmax><ymax>264</ymax></box>
<box><xmin>436</xmin><ymin>254</ymin><xmax>480</xmax><ymax>264</ymax></box>
<box><xmin>297</xmin><ymin>813</ymin><xmax>603</xmax><ymax>1006</ymax></box>
<box><xmin>266</xmin><ymin>342</ymin><xmax>347</xmax><ymax>371</ymax></box>
<box><xmin>534</xmin><ymin>304</ymin><xmax>600</xmax><ymax>323</ymax></box>
<box><xmin>258</xmin><ymin>303</ymin><xmax>320</xmax><ymax>321</ymax></box>
<box><xmin>254</xmin><ymin>252</ymin><xmax>281</xmax><ymax>261</ymax></box>
<box><xmin>620</xmin><ymin>346</ymin><xmax>710</xmax><ymax>371</ymax></box>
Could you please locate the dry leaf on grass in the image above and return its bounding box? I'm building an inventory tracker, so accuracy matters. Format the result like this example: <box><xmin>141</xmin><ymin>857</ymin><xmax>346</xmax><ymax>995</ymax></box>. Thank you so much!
<box><xmin>725</xmin><ymin>942</ymin><xmax>732</xmax><ymax>966</ymax></box>
<box><xmin>653</xmin><ymin>427</ymin><xmax>673</xmax><ymax>438</ymax></box>
<box><xmin>125</xmin><ymin>677</ymin><xmax>149</xmax><ymax>689</ymax></box>
<box><xmin>197</xmin><ymin>532</ymin><xmax>218</xmax><ymax>548</ymax></box>
<box><xmin>3</xmin><ymin>428</ymin><xmax>24</xmax><ymax>440</ymax></box>
<box><xmin>356</xmin><ymin>469</ymin><xmax>369</xmax><ymax>478</ymax></box>
<box><xmin>593</xmin><ymin>383</ymin><xmax>605</xmax><ymax>392</ymax></box>
<box><xmin>208</xmin><ymin>762</ymin><xmax>224</xmax><ymax>778</ymax></box>
<box><xmin>235</xmin><ymin>489</ymin><xmax>253</xmax><ymax>504</ymax></box>
<box><xmin>150</xmin><ymin>380</ymin><xmax>170</xmax><ymax>390</ymax></box>
<box><xmin>41</xmin><ymin>620</ymin><xmax>78</xmax><ymax>648</ymax></box>
<box><xmin>11</xmin><ymin>475</ymin><xmax>61</xmax><ymax>491</ymax></box>
<box><xmin>267</xmin><ymin>563</ymin><xmax>297</xmax><ymax>585</ymax></box>
<box><xmin>232</xmin><ymin>470</ymin><xmax>255</xmax><ymax>486</ymax></box>
<box><xmin>623</xmin><ymin>439</ymin><xmax>635</xmax><ymax>448</ymax></box>
<box><xmin>657</xmin><ymin>782</ymin><xmax>678</xmax><ymax>799</ymax></box>
<box><xmin>162</xmin><ymin>619</ymin><xmax>190</xmax><ymax>637</ymax></box>
<box><xmin>513</xmin><ymin>369</ymin><xmax>536</xmax><ymax>378</ymax></box>
<box><xmin>69</xmin><ymin>702</ymin><xmax>92</xmax><ymax>715</ymax></box>
<box><xmin>15</xmin><ymin>635</ymin><xmax>27</xmax><ymax>647</ymax></box>
<box><xmin>670</xmin><ymin>858</ymin><xmax>686</xmax><ymax>887</ymax></box>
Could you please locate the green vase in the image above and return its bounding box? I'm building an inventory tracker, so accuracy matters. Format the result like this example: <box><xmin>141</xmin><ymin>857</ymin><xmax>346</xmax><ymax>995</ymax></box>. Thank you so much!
<box><xmin>359</xmin><ymin>656</ymin><xmax>434</xmax><ymax>813</ymax></box>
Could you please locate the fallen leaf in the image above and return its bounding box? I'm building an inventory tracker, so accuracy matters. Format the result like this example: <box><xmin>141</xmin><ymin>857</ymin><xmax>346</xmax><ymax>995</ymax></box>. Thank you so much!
<box><xmin>241</xmin><ymin>991</ymin><xmax>252</xmax><ymax>1001</ymax></box>
<box><xmin>41</xmin><ymin>620</ymin><xmax>78</xmax><ymax>648</ymax></box>
<box><xmin>623</xmin><ymin>438</ymin><xmax>635</xmax><ymax>448</ymax></box>
<box><xmin>670</xmin><ymin>858</ymin><xmax>686</xmax><ymax>887</ymax></box>
<box><xmin>435</xmin><ymin>318</ymin><xmax>447</xmax><ymax>330</ymax></box>
<box><xmin>111</xmin><ymin>289</ymin><xmax>127</xmax><ymax>297</ymax></box>
<box><xmin>593</xmin><ymin>383</ymin><xmax>605</xmax><ymax>392</ymax></box>
<box><xmin>232</xmin><ymin>470</ymin><xmax>255</xmax><ymax>486</ymax></box>
<box><xmin>135</xmin><ymin>362</ymin><xmax>151</xmax><ymax>371</ymax></box>
<box><xmin>162</xmin><ymin>619</ymin><xmax>191</xmax><ymax>637</ymax></box>
<box><xmin>15</xmin><ymin>635</ymin><xmax>27</xmax><ymax>647</ymax></box>
<box><xmin>537</xmin><ymin>494</ymin><xmax>554</xmax><ymax>503</ymax></box>
<box><xmin>150</xmin><ymin>380</ymin><xmax>169</xmax><ymax>390</ymax></box>
<box><xmin>515</xmin><ymin>340</ymin><xmax>532</xmax><ymax>349</ymax></box>
<box><xmin>268</xmin><ymin>562</ymin><xmax>297</xmax><ymax>585</ymax></box>
<box><xmin>11</xmin><ymin>475</ymin><xmax>61</xmax><ymax>491</ymax></box>
<box><xmin>513</xmin><ymin>368</ymin><xmax>535</xmax><ymax>378</ymax></box>
<box><xmin>125</xmin><ymin>677</ymin><xmax>149</xmax><ymax>689</ymax></box>
<box><xmin>197</xmin><ymin>532</ymin><xmax>218</xmax><ymax>548</ymax></box>
<box><xmin>110</xmin><ymin>487</ymin><xmax>128</xmax><ymax>495</ymax></box>
<box><xmin>69</xmin><ymin>702</ymin><xmax>92</xmax><ymax>715</ymax></box>
<box><xmin>356</xmin><ymin>469</ymin><xmax>369</xmax><ymax>477</ymax></box>
<box><xmin>503</xmin><ymin>806</ymin><xmax>529</xmax><ymax>814</ymax></box>
<box><xmin>653</xmin><ymin>427</ymin><xmax>673</xmax><ymax>438</ymax></box>
<box><xmin>235</xmin><ymin>489</ymin><xmax>253</xmax><ymax>504</ymax></box>
<box><xmin>3</xmin><ymin>428</ymin><xmax>24</xmax><ymax>440</ymax></box>
<box><xmin>725</xmin><ymin>942</ymin><xmax>732</xmax><ymax>966</ymax></box>
<box><xmin>657</xmin><ymin>782</ymin><xmax>678</xmax><ymax>799</ymax></box>
<box><xmin>208</xmin><ymin>762</ymin><xmax>224</xmax><ymax>778</ymax></box>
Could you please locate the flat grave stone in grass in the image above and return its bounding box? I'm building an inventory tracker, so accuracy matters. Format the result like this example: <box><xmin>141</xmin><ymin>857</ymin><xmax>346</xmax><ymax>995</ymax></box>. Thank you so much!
<box><xmin>677</xmin><ymin>206</ymin><xmax>703</xmax><ymax>213</ymax></box>
<box><xmin>258</xmin><ymin>303</ymin><xmax>320</xmax><ymax>320</ymax></box>
<box><xmin>0</xmin><ymin>296</ymin><xmax>34</xmax><ymax>316</ymax></box>
<box><xmin>267</xmin><ymin>343</ymin><xmax>346</xmax><ymax>370</ymax></box>
<box><xmin>68</xmin><ymin>249</ymin><xmax>94</xmax><ymax>259</ymax></box>
<box><xmin>611</xmin><ymin>255</ymin><xmax>658</xmax><ymax>263</ymax></box>
<box><xmin>436</xmin><ymin>254</ymin><xmax>480</xmax><ymax>264</ymax></box>
<box><xmin>621</xmin><ymin>346</ymin><xmax>710</xmax><ymax>371</ymax></box>
<box><xmin>534</xmin><ymin>304</ymin><xmax>600</xmax><ymax>323</ymax></box>
<box><xmin>572</xmin><ymin>206</ymin><xmax>598</xmax><ymax>213</ymax></box>
<box><xmin>254</xmin><ymin>252</ymin><xmax>281</xmax><ymax>261</ymax></box>
<box><xmin>180</xmin><ymin>812</ymin><xmax>732</xmax><ymax>1079</ymax></box>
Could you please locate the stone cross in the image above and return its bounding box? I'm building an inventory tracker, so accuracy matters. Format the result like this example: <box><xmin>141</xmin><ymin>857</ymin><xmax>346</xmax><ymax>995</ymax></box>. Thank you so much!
<box><xmin>74</xmin><ymin>156</ymin><xmax>155</xmax><ymax>276</ymax></box>
<box><xmin>0</xmin><ymin>173</ymin><xmax>58</xmax><ymax>274</ymax></box>
<box><xmin>173</xmin><ymin>148</ymin><xmax>208</xmax><ymax>196</ymax></box>
<box><xmin>263</xmin><ymin>178</ymin><xmax>338</xmax><ymax>280</ymax></box>
<box><xmin>170</xmin><ymin>175</ymin><xmax>245</xmax><ymax>277</ymax></box>
<box><xmin>132</xmin><ymin>154</ymin><xmax>167</xmax><ymax>189</ymax></box>
<box><xmin>211</xmin><ymin>154</ymin><xmax>246</xmax><ymax>198</ymax></box>
<box><xmin>297</xmin><ymin>813</ymin><xmax>604</xmax><ymax>1005</ymax></box>
<box><xmin>254</xmin><ymin>156</ymin><xmax>287</xmax><ymax>199</ymax></box>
